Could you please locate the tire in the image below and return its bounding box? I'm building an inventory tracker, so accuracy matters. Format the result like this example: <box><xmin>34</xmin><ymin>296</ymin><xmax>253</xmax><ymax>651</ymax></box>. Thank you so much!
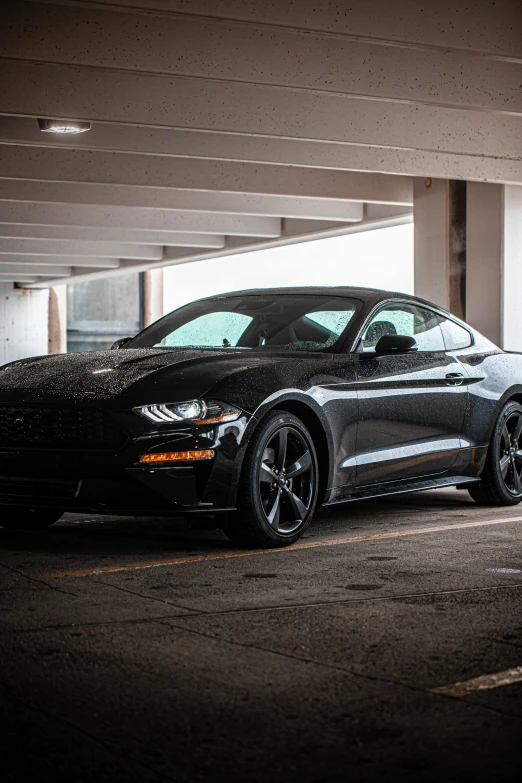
<box><xmin>226</xmin><ymin>411</ymin><xmax>319</xmax><ymax>548</ymax></box>
<box><xmin>0</xmin><ymin>507</ymin><xmax>63</xmax><ymax>530</ymax></box>
<box><xmin>468</xmin><ymin>401</ymin><xmax>522</xmax><ymax>506</ymax></box>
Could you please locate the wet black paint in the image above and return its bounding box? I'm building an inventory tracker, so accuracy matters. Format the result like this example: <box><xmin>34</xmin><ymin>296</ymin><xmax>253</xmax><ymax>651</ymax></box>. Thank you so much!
<box><xmin>0</xmin><ymin>286</ymin><xmax>520</xmax><ymax>518</ymax></box>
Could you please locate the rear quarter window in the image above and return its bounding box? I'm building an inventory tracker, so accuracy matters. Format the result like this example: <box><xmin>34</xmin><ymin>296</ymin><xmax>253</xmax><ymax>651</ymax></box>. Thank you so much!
<box><xmin>440</xmin><ymin>318</ymin><xmax>472</xmax><ymax>351</ymax></box>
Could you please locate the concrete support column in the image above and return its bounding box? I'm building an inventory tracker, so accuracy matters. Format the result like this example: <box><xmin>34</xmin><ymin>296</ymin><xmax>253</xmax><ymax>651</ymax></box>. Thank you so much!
<box><xmin>504</xmin><ymin>186</ymin><xmax>522</xmax><ymax>351</ymax></box>
<box><xmin>0</xmin><ymin>284</ymin><xmax>49</xmax><ymax>365</ymax></box>
<box><xmin>48</xmin><ymin>285</ymin><xmax>67</xmax><ymax>354</ymax></box>
<box><xmin>467</xmin><ymin>183</ymin><xmax>522</xmax><ymax>350</ymax></box>
<box><xmin>142</xmin><ymin>269</ymin><xmax>164</xmax><ymax>327</ymax></box>
<box><xmin>413</xmin><ymin>178</ymin><xmax>466</xmax><ymax>318</ymax></box>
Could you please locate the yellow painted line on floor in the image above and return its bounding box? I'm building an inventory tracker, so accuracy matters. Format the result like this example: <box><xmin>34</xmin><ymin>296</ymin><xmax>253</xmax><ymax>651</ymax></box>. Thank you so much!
<box><xmin>44</xmin><ymin>515</ymin><xmax>522</xmax><ymax>579</ymax></box>
<box><xmin>432</xmin><ymin>666</ymin><xmax>522</xmax><ymax>697</ymax></box>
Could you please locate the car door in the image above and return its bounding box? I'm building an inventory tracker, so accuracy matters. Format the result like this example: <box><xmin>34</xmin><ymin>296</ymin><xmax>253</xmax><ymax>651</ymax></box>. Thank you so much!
<box><xmin>353</xmin><ymin>301</ymin><xmax>469</xmax><ymax>487</ymax></box>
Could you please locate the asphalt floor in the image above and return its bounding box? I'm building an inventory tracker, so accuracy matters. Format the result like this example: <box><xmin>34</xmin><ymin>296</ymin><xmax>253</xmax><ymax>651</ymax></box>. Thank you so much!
<box><xmin>1</xmin><ymin>487</ymin><xmax>521</xmax><ymax>782</ymax></box>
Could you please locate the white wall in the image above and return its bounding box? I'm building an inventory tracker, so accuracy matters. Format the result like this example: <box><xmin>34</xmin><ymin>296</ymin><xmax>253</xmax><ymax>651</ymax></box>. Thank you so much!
<box><xmin>164</xmin><ymin>224</ymin><xmax>414</xmax><ymax>313</ymax></box>
<box><xmin>0</xmin><ymin>283</ymin><xmax>49</xmax><ymax>366</ymax></box>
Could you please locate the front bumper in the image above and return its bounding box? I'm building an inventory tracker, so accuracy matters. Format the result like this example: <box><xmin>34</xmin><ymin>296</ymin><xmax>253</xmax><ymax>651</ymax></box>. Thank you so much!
<box><xmin>0</xmin><ymin>411</ymin><xmax>251</xmax><ymax>516</ymax></box>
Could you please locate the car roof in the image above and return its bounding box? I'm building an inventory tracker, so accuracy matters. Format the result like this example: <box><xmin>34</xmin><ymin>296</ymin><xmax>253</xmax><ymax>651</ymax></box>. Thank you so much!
<box><xmin>207</xmin><ymin>286</ymin><xmax>450</xmax><ymax>314</ymax></box>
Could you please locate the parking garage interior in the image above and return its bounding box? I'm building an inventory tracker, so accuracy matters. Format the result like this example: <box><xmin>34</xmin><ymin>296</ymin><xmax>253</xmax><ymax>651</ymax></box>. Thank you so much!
<box><xmin>1</xmin><ymin>1</ymin><xmax>521</xmax><ymax>781</ymax></box>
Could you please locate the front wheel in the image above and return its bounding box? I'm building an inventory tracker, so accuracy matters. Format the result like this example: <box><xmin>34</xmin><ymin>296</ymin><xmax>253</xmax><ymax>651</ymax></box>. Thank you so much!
<box><xmin>226</xmin><ymin>411</ymin><xmax>319</xmax><ymax>548</ymax></box>
<box><xmin>469</xmin><ymin>401</ymin><xmax>522</xmax><ymax>506</ymax></box>
<box><xmin>0</xmin><ymin>507</ymin><xmax>63</xmax><ymax>530</ymax></box>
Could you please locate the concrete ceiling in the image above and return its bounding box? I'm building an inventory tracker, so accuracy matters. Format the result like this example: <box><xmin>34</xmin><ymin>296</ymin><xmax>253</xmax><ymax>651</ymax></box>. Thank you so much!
<box><xmin>0</xmin><ymin>0</ymin><xmax>519</xmax><ymax>287</ymax></box>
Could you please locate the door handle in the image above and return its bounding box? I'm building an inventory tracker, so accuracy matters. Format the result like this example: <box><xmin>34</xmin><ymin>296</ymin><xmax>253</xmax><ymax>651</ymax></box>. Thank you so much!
<box><xmin>445</xmin><ymin>372</ymin><xmax>465</xmax><ymax>386</ymax></box>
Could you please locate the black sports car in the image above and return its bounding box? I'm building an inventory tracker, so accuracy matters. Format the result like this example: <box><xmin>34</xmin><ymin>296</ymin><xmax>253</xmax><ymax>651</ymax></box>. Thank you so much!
<box><xmin>1</xmin><ymin>286</ymin><xmax>522</xmax><ymax>547</ymax></box>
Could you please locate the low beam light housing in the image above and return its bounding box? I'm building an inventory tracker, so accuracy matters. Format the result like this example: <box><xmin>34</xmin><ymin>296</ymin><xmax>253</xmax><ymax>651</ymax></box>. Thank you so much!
<box><xmin>140</xmin><ymin>450</ymin><xmax>215</xmax><ymax>464</ymax></box>
<box><xmin>135</xmin><ymin>399</ymin><xmax>241</xmax><ymax>426</ymax></box>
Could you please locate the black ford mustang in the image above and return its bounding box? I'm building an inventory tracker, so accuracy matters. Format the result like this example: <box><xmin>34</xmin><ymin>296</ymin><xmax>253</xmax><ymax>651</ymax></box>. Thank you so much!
<box><xmin>1</xmin><ymin>286</ymin><xmax>522</xmax><ymax>547</ymax></box>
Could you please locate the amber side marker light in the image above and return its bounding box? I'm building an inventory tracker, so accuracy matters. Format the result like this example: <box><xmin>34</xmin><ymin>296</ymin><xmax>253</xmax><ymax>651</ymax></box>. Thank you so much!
<box><xmin>140</xmin><ymin>450</ymin><xmax>215</xmax><ymax>464</ymax></box>
<box><xmin>193</xmin><ymin>412</ymin><xmax>240</xmax><ymax>425</ymax></box>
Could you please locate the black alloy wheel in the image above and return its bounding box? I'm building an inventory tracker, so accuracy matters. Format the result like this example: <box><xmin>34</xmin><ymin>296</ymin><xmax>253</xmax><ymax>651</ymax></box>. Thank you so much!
<box><xmin>0</xmin><ymin>507</ymin><xmax>64</xmax><ymax>530</ymax></box>
<box><xmin>228</xmin><ymin>411</ymin><xmax>319</xmax><ymax>547</ymax></box>
<box><xmin>469</xmin><ymin>401</ymin><xmax>522</xmax><ymax>506</ymax></box>
<box><xmin>259</xmin><ymin>425</ymin><xmax>315</xmax><ymax>535</ymax></box>
<box><xmin>498</xmin><ymin>410</ymin><xmax>522</xmax><ymax>495</ymax></box>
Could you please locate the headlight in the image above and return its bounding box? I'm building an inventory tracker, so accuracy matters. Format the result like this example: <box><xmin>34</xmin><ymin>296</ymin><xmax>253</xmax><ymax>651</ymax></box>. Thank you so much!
<box><xmin>135</xmin><ymin>399</ymin><xmax>241</xmax><ymax>425</ymax></box>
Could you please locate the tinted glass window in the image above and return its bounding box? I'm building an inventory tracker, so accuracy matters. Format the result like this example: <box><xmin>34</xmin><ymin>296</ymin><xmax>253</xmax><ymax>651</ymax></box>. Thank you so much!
<box><xmin>304</xmin><ymin>310</ymin><xmax>354</xmax><ymax>336</ymax></box>
<box><xmin>163</xmin><ymin>312</ymin><xmax>253</xmax><ymax>348</ymax></box>
<box><xmin>361</xmin><ymin>303</ymin><xmax>445</xmax><ymax>352</ymax></box>
<box><xmin>130</xmin><ymin>295</ymin><xmax>359</xmax><ymax>352</ymax></box>
<box><xmin>439</xmin><ymin>318</ymin><xmax>472</xmax><ymax>350</ymax></box>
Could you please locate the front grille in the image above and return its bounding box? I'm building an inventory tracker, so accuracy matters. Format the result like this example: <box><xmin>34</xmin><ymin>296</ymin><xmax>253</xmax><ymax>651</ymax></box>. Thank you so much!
<box><xmin>0</xmin><ymin>476</ymin><xmax>80</xmax><ymax>501</ymax></box>
<box><xmin>0</xmin><ymin>406</ymin><xmax>125</xmax><ymax>449</ymax></box>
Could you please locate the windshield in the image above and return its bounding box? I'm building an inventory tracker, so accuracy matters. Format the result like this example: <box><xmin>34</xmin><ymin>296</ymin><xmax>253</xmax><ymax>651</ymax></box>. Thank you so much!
<box><xmin>128</xmin><ymin>294</ymin><xmax>360</xmax><ymax>352</ymax></box>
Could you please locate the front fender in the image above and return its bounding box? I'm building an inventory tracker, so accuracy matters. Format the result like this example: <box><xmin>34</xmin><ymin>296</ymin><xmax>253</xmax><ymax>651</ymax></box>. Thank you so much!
<box><xmin>223</xmin><ymin>389</ymin><xmax>336</xmax><ymax>508</ymax></box>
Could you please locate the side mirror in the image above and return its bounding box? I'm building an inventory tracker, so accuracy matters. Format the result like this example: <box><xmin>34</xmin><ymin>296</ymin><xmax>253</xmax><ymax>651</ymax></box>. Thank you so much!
<box><xmin>110</xmin><ymin>337</ymin><xmax>133</xmax><ymax>350</ymax></box>
<box><xmin>375</xmin><ymin>334</ymin><xmax>417</xmax><ymax>353</ymax></box>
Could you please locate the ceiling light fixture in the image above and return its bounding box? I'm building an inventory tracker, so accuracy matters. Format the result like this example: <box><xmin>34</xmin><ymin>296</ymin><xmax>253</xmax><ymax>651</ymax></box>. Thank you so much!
<box><xmin>38</xmin><ymin>118</ymin><xmax>91</xmax><ymax>134</ymax></box>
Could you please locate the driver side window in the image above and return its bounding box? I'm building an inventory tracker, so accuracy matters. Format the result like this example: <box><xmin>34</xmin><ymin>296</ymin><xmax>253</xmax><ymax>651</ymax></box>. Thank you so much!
<box><xmin>361</xmin><ymin>303</ymin><xmax>445</xmax><ymax>352</ymax></box>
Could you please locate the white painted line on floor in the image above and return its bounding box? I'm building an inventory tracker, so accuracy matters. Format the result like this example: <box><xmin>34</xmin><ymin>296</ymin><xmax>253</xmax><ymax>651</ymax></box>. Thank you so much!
<box><xmin>432</xmin><ymin>666</ymin><xmax>522</xmax><ymax>698</ymax></box>
<box><xmin>486</xmin><ymin>568</ymin><xmax>522</xmax><ymax>574</ymax></box>
<box><xmin>45</xmin><ymin>514</ymin><xmax>522</xmax><ymax>579</ymax></box>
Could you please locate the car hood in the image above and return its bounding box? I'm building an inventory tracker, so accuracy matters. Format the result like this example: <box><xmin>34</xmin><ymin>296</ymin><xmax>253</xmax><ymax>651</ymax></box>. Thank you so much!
<box><xmin>0</xmin><ymin>347</ymin><xmax>330</xmax><ymax>406</ymax></box>
<box><xmin>0</xmin><ymin>348</ymin><xmax>239</xmax><ymax>404</ymax></box>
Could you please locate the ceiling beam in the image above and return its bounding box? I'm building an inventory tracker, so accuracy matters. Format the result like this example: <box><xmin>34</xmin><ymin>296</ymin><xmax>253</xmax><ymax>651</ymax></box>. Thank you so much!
<box><xmin>1</xmin><ymin>117</ymin><xmax>520</xmax><ymax>186</ymax></box>
<box><xmin>0</xmin><ymin>61</ymin><xmax>518</xmax><ymax>165</ymax></box>
<box><xmin>0</xmin><ymin>146</ymin><xmax>412</xmax><ymax>206</ymax></box>
<box><xmin>0</xmin><ymin>255</ymin><xmax>121</xmax><ymax>268</ymax></box>
<box><xmin>0</xmin><ymin>273</ymin><xmax>37</xmax><ymax>283</ymax></box>
<box><xmin>25</xmin><ymin>210</ymin><xmax>412</xmax><ymax>288</ymax></box>
<box><xmin>0</xmin><ymin>225</ymin><xmax>226</xmax><ymax>247</ymax></box>
<box><xmin>0</xmin><ymin>263</ymin><xmax>72</xmax><ymax>276</ymax></box>
<box><xmin>0</xmin><ymin>180</ymin><xmax>367</xmax><ymax>221</ymax></box>
<box><xmin>0</xmin><ymin>238</ymin><xmax>163</xmax><ymax>259</ymax></box>
<box><xmin>0</xmin><ymin>202</ymin><xmax>281</xmax><ymax>237</ymax></box>
<box><xmin>47</xmin><ymin>0</ymin><xmax>520</xmax><ymax>58</ymax></box>
<box><xmin>3</xmin><ymin>2</ymin><xmax>519</xmax><ymax>115</ymax></box>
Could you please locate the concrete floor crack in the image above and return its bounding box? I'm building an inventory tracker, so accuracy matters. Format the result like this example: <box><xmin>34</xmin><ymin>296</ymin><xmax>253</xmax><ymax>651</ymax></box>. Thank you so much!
<box><xmin>92</xmin><ymin>577</ymin><xmax>205</xmax><ymax>614</ymax></box>
<box><xmin>6</xmin><ymin>582</ymin><xmax>522</xmax><ymax>636</ymax></box>
<box><xmin>154</xmin><ymin>619</ymin><xmax>522</xmax><ymax>723</ymax></box>
<box><xmin>0</xmin><ymin>562</ymin><xmax>79</xmax><ymax>597</ymax></box>
<box><xmin>157</xmin><ymin>581</ymin><xmax>522</xmax><ymax>619</ymax></box>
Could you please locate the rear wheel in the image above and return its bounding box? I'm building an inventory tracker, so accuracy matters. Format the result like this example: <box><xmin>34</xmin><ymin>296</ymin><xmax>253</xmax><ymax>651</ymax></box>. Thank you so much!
<box><xmin>226</xmin><ymin>411</ymin><xmax>319</xmax><ymax>548</ymax></box>
<box><xmin>468</xmin><ymin>401</ymin><xmax>522</xmax><ymax>506</ymax></box>
<box><xmin>0</xmin><ymin>507</ymin><xmax>63</xmax><ymax>530</ymax></box>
